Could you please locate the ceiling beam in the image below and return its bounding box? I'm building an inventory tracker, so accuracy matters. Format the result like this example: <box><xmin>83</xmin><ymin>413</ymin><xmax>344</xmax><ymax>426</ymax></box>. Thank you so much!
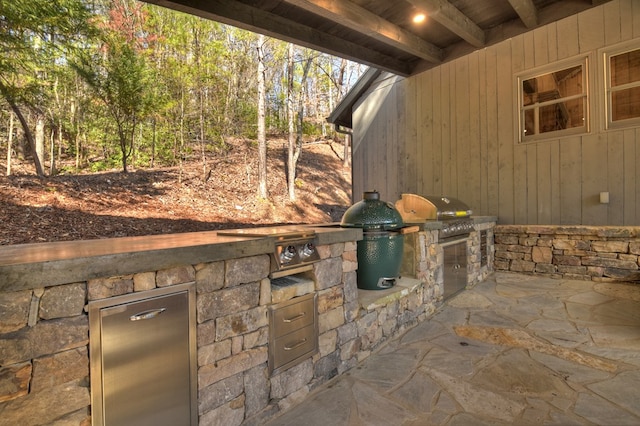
<box><xmin>282</xmin><ymin>0</ymin><xmax>443</xmax><ymax>63</ymax></box>
<box><xmin>406</xmin><ymin>0</ymin><xmax>485</xmax><ymax>47</ymax></box>
<box><xmin>141</xmin><ymin>0</ymin><xmax>414</xmax><ymax>75</ymax></box>
<box><xmin>507</xmin><ymin>0</ymin><xmax>538</xmax><ymax>28</ymax></box>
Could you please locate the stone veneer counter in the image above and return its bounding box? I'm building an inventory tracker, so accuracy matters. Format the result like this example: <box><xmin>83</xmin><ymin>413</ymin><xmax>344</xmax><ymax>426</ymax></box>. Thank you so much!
<box><xmin>0</xmin><ymin>220</ymin><xmax>497</xmax><ymax>425</ymax></box>
<box><xmin>0</xmin><ymin>221</ymin><xmax>503</xmax><ymax>426</ymax></box>
<box><xmin>0</xmin><ymin>224</ymin><xmax>366</xmax><ymax>425</ymax></box>
<box><xmin>0</xmin><ymin>226</ymin><xmax>362</xmax><ymax>292</ymax></box>
<box><xmin>494</xmin><ymin>225</ymin><xmax>640</xmax><ymax>282</ymax></box>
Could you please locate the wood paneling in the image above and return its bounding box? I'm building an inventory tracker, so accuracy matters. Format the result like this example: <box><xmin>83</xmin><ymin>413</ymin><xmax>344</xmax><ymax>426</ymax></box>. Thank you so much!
<box><xmin>467</xmin><ymin>53</ymin><xmax>482</xmax><ymax>212</ymax></box>
<box><xmin>536</xmin><ymin>142</ymin><xmax>552</xmax><ymax>223</ymax></box>
<box><xmin>623</xmin><ymin>128</ymin><xmax>639</xmax><ymax>224</ymax></box>
<box><xmin>556</xmin><ymin>14</ymin><xmax>579</xmax><ymax>60</ymax></box>
<box><xmin>581</xmin><ymin>134</ymin><xmax>607</xmax><ymax>225</ymax></box>
<box><xmin>496</xmin><ymin>39</ymin><xmax>516</xmax><ymax>224</ymax></box>
<box><xmin>485</xmin><ymin>47</ymin><xmax>499</xmax><ymax>218</ymax></box>
<box><xmin>416</xmin><ymin>70</ymin><xmax>430</xmax><ymax>194</ymax></box>
<box><xmin>559</xmin><ymin>136</ymin><xmax>582</xmax><ymax>224</ymax></box>
<box><xmin>352</xmin><ymin>0</ymin><xmax>640</xmax><ymax>225</ymax></box>
<box><xmin>608</xmin><ymin>131</ymin><xmax>625</xmax><ymax>224</ymax></box>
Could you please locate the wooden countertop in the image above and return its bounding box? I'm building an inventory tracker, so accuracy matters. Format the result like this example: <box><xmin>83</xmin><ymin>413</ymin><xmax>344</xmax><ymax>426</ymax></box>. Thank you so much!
<box><xmin>0</xmin><ymin>225</ymin><xmax>361</xmax><ymax>292</ymax></box>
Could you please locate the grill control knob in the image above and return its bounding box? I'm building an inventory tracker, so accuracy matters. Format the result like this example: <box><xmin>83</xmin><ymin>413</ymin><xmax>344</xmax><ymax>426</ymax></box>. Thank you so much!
<box><xmin>299</xmin><ymin>242</ymin><xmax>316</xmax><ymax>259</ymax></box>
<box><xmin>280</xmin><ymin>245</ymin><xmax>297</xmax><ymax>264</ymax></box>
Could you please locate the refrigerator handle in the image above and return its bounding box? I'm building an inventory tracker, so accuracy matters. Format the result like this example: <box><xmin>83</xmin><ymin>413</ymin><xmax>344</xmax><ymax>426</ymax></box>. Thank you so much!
<box><xmin>129</xmin><ymin>308</ymin><xmax>167</xmax><ymax>321</ymax></box>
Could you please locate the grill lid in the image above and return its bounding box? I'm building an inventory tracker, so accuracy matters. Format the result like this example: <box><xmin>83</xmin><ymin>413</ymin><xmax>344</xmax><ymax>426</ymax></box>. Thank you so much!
<box><xmin>395</xmin><ymin>193</ymin><xmax>472</xmax><ymax>221</ymax></box>
<box><xmin>341</xmin><ymin>191</ymin><xmax>404</xmax><ymax>230</ymax></box>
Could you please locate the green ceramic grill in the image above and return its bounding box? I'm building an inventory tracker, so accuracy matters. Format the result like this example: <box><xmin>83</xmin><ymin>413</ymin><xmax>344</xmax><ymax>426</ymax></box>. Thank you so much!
<box><xmin>341</xmin><ymin>191</ymin><xmax>405</xmax><ymax>290</ymax></box>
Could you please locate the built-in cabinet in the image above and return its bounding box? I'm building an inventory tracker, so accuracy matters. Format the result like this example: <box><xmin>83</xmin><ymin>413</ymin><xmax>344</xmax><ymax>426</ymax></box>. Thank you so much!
<box><xmin>88</xmin><ymin>283</ymin><xmax>197</xmax><ymax>426</ymax></box>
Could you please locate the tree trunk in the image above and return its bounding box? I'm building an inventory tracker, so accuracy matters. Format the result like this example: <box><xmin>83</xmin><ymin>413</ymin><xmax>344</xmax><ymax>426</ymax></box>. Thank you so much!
<box><xmin>49</xmin><ymin>128</ymin><xmax>56</xmax><ymax>176</ymax></box>
<box><xmin>57</xmin><ymin>121</ymin><xmax>62</xmax><ymax>162</ymax></box>
<box><xmin>296</xmin><ymin>56</ymin><xmax>312</xmax><ymax>150</ymax></box>
<box><xmin>151</xmin><ymin>117</ymin><xmax>156</xmax><ymax>168</ymax></box>
<box><xmin>257</xmin><ymin>34</ymin><xmax>268</xmax><ymax>199</ymax></box>
<box><xmin>6</xmin><ymin>112</ymin><xmax>14</xmax><ymax>176</ymax></box>
<box><xmin>75</xmin><ymin>131</ymin><xmax>81</xmax><ymax>169</ymax></box>
<box><xmin>178</xmin><ymin>87</ymin><xmax>185</xmax><ymax>183</ymax></box>
<box><xmin>117</xmin><ymin>121</ymin><xmax>129</xmax><ymax>173</ymax></box>
<box><xmin>71</xmin><ymin>82</ymin><xmax>80</xmax><ymax>169</ymax></box>
<box><xmin>35</xmin><ymin>113</ymin><xmax>45</xmax><ymax>172</ymax></box>
<box><xmin>287</xmin><ymin>43</ymin><xmax>296</xmax><ymax>201</ymax></box>
<box><xmin>292</xmin><ymin>53</ymin><xmax>313</xmax><ymax>201</ymax></box>
<box><xmin>3</xmin><ymin>95</ymin><xmax>44</xmax><ymax>176</ymax></box>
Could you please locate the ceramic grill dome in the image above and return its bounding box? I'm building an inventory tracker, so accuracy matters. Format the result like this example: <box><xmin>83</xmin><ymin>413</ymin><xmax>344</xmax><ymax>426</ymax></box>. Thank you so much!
<box><xmin>340</xmin><ymin>191</ymin><xmax>404</xmax><ymax>230</ymax></box>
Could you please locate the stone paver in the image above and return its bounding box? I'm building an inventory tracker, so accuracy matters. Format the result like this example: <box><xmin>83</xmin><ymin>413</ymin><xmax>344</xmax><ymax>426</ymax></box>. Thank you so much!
<box><xmin>265</xmin><ymin>272</ymin><xmax>640</xmax><ymax>425</ymax></box>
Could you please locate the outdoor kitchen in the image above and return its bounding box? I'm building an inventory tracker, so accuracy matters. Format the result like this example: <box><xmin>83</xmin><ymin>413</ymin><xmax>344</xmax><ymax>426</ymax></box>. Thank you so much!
<box><xmin>2</xmin><ymin>0</ymin><xmax>640</xmax><ymax>424</ymax></box>
<box><xmin>0</xmin><ymin>192</ymin><xmax>496</xmax><ymax>425</ymax></box>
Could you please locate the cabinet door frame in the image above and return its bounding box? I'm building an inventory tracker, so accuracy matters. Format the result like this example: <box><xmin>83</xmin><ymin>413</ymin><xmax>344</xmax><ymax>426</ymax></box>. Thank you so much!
<box><xmin>88</xmin><ymin>282</ymin><xmax>197</xmax><ymax>426</ymax></box>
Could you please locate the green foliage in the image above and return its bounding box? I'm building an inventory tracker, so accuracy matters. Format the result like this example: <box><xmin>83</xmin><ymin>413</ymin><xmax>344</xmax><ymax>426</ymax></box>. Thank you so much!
<box><xmin>89</xmin><ymin>154</ymin><xmax>122</xmax><ymax>172</ymax></box>
<box><xmin>0</xmin><ymin>0</ymin><xmax>96</xmax><ymax>175</ymax></box>
<box><xmin>0</xmin><ymin>0</ymin><xmax>364</xmax><ymax>176</ymax></box>
<box><xmin>302</xmin><ymin>120</ymin><xmax>323</xmax><ymax>136</ymax></box>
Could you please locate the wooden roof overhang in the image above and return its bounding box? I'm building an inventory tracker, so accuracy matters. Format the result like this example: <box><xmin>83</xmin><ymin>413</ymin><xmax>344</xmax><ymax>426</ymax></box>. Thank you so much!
<box><xmin>142</xmin><ymin>0</ymin><xmax>611</xmax><ymax>78</ymax></box>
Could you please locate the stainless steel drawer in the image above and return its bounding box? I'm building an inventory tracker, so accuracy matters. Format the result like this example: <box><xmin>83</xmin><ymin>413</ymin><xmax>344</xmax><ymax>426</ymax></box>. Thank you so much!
<box><xmin>271</xmin><ymin>295</ymin><xmax>315</xmax><ymax>338</ymax></box>
<box><xmin>269</xmin><ymin>292</ymin><xmax>318</xmax><ymax>374</ymax></box>
<box><xmin>271</xmin><ymin>324</ymin><xmax>317</xmax><ymax>370</ymax></box>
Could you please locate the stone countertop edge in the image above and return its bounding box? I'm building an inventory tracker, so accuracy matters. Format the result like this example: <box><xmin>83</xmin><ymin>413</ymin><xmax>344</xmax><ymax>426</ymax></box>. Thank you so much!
<box><xmin>309</xmin><ymin>224</ymin><xmax>362</xmax><ymax>245</ymax></box>
<box><xmin>0</xmin><ymin>226</ymin><xmax>362</xmax><ymax>292</ymax></box>
<box><xmin>399</xmin><ymin>220</ymin><xmax>442</xmax><ymax>230</ymax></box>
<box><xmin>391</xmin><ymin>217</ymin><xmax>497</xmax><ymax>230</ymax></box>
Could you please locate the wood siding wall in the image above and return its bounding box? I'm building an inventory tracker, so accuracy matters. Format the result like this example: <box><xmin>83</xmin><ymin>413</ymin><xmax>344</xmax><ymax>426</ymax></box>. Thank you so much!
<box><xmin>352</xmin><ymin>0</ymin><xmax>640</xmax><ymax>225</ymax></box>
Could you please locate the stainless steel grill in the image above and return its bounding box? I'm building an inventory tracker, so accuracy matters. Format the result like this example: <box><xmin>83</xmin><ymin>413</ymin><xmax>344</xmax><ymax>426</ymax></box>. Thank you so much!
<box><xmin>395</xmin><ymin>193</ymin><xmax>473</xmax><ymax>299</ymax></box>
<box><xmin>395</xmin><ymin>194</ymin><xmax>473</xmax><ymax>241</ymax></box>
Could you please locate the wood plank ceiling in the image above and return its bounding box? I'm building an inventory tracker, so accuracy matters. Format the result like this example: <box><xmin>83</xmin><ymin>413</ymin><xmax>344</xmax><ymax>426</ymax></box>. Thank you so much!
<box><xmin>142</xmin><ymin>0</ymin><xmax>611</xmax><ymax>76</ymax></box>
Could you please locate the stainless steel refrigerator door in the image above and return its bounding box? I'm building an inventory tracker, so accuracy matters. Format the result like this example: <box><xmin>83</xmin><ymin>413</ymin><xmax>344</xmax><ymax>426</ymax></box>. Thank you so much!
<box><xmin>95</xmin><ymin>286</ymin><xmax>195</xmax><ymax>426</ymax></box>
<box><xmin>442</xmin><ymin>239</ymin><xmax>468</xmax><ymax>300</ymax></box>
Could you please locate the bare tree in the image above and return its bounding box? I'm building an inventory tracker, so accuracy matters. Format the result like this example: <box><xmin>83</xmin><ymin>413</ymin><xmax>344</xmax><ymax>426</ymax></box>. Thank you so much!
<box><xmin>6</xmin><ymin>112</ymin><xmax>14</xmax><ymax>176</ymax></box>
<box><xmin>257</xmin><ymin>34</ymin><xmax>268</xmax><ymax>199</ymax></box>
<box><xmin>286</xmin><ymin>44</ymin><xmax>313</xmax><ymax>201</ymax></box>
<box><xmin>287</xmin><ymin>43</ymin><xmax>295</xmax><ymax>201</ymax></box>
<box><xmin>1</xmin><ymin>93</ymin><xmax>45</xmax><ymax>176</ymax></box>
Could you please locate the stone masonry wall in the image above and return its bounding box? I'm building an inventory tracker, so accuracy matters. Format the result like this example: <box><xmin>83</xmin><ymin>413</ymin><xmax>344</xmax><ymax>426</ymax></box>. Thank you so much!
<box><xmin>469</xmin><ymin>222</ymin><xmax>495</xmax><ymax>288</ymax></box>
<box><xmin>402</xmin><ymin>229</ymin><xmax>441</xmax><ymax>294</ymax></box>
<box><xmin>403</xmin><ymin>221</ymin><xmax>496</xmax><ymax>299</ymax></box>
<box><xmin>0</xmin><ymin>238</ymin><xmax>452</xmax><ymax>426</ymax></box>
<box><xmin>0</xmin><ymin>282</ymin><xmax>90</xmax><ymax>425</ymax></box>
<box><xmin>494</xmin><ymin>225</ymin><xmax>640</xmax><ymax>282</ymax></box>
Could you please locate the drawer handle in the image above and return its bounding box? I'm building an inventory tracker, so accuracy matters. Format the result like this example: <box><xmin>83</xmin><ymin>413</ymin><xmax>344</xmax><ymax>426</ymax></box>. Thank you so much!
<box><xmin>284</xmin><ymin>338</ymin><xmax>307</xmax><ymax>351</ymax></box>
<box><xmin>283</xmin><ymin>312</ymin><xmax>306</xmax><ymax>323</ymax></box>
<box><xmin>129</xmin><ymin>308</ymin><xmax>166</xmax><ymax>321</ymax></box>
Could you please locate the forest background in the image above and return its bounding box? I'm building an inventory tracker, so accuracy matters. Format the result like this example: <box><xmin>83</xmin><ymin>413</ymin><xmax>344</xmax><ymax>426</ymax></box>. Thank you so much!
<box><xmin>0</xmin><ymin>0</ymin><xmax>364</xmax><ymax>244</ymax></box>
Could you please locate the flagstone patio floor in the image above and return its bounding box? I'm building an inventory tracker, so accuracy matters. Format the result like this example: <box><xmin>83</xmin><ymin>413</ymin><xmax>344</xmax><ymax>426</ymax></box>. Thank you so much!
<box><xmin>265</xmin><ymin>272</ymin><xmax>640</xmax><ymax>425</ymax></box>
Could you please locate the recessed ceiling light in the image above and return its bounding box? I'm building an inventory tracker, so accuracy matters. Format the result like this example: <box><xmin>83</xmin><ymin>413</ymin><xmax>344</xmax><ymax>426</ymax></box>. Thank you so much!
<box><xmin>413</xmin><ymin>13</ymin><xmax>427</xmax><ymax>24</ymax></box>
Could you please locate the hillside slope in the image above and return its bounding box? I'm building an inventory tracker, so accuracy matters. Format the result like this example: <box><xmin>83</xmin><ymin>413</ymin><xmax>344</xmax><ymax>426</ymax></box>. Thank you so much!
<box><xmin>0</xmin><ymin>139</ymin><xmax>352</xmax><ymax>245</ymax></box>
